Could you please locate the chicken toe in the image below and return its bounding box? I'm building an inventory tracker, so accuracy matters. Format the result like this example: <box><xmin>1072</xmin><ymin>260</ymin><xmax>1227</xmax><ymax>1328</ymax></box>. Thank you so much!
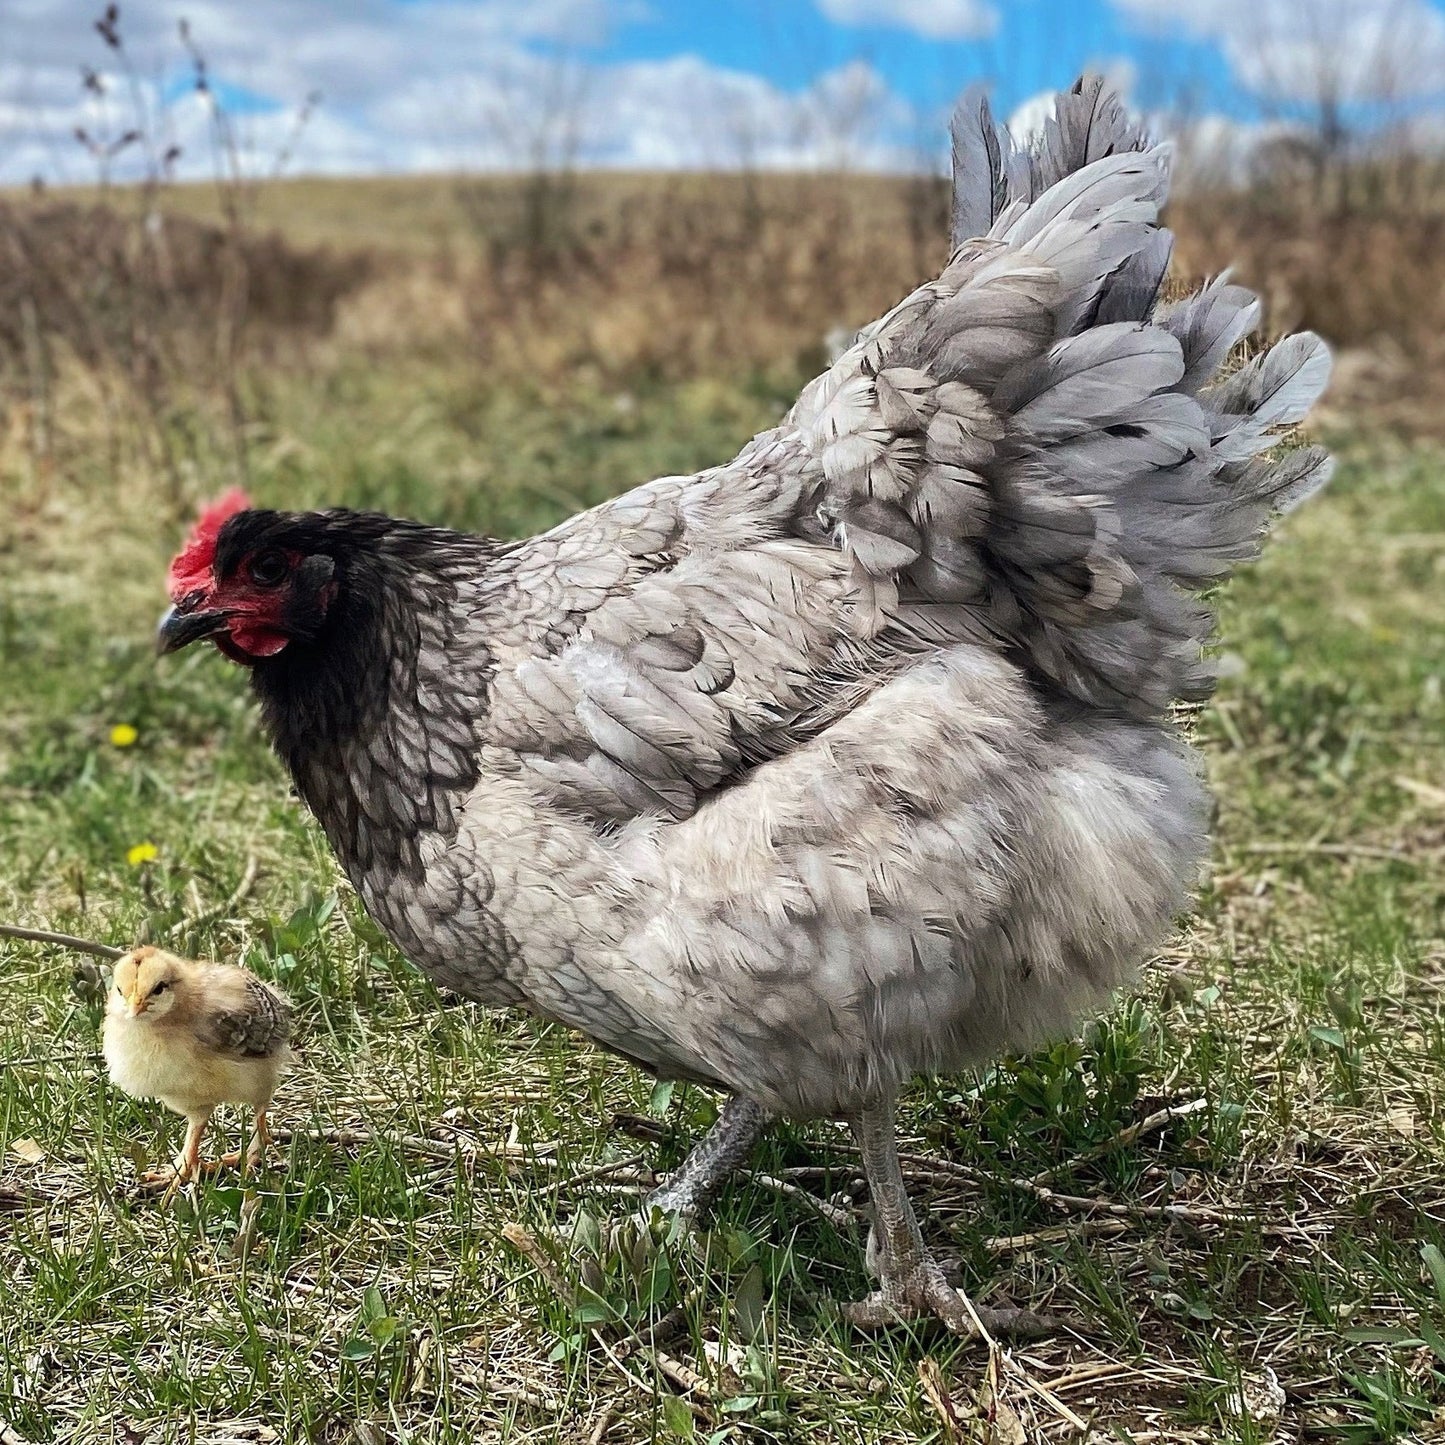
<box><xmin>843</xmin><ymin>1254</ymin><xmax>1054</xmax><ymax>1338</ymax></box>
<box><xmin>846</xmin><ymin>1100</ymin><xmax>1055</xmax><ymax>1338</ymax></box>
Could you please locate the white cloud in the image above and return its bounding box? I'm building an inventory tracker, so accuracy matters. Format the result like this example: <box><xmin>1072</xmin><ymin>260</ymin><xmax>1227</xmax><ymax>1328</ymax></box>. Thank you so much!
<box><xmin>1165</xmin><ymin>113</ymin><xmax>1302</xmax><ymax>186</ymax></box>
<box><xmin>1003</xmin><ymin>65</ymin><xmax>1297</xmax><ymax>191</ymax></box>
<box><xmin>1004</xmin><ymin>57</ymin><xmax>1141</xmax><ymax>146</ymax></box>
<box><xmin>0</xmin><ymin>5</ymin><xmax>922</xmax><ymax>183</ymax></box>
<box><xmin>1006</xmin><ymin>59</ymin><xmax>1140</xmax><ymax>146</ymax></box>
<box><xmin>815</xmin><ymin>0</ymin><xmax>998</xmax><ymax>41</ymax></box>
<box><xmin>1112</xmin><ymin>0</ymin><xmax>1445</xmax><ymax>105</ymax></box>
<box><xmin>373</xmin><ymin>54</ymin><xmax>916</xmax><ymax>173</ymax></box>
<box><xmin>1005</xmin><ymin>90</ymin><xmax>1056</xmax><ymax>146</ymax></box>
<box><xmin>0</xmin><ymin>3</ymin><xmax>917</xmax><ymax>183</ymax></box>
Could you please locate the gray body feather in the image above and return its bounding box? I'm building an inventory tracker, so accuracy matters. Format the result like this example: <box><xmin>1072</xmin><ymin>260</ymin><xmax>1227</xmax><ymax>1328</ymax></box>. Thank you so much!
<box><xmin>258</xmin><ymin>77</ymin><xmax>1332</xmax><ymax>1120</ymax></box>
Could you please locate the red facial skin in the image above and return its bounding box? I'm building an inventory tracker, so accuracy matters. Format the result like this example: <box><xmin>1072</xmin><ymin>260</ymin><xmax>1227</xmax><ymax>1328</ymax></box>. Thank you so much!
<box><xmin>167</xmin><ymin>492</ymin><xmax>314</xmax><ymax>664</ymax></box>
<box><xmin>209</xmin><ymin>567</ymin><xmax>301</xmax><ymax>663</ymax></box>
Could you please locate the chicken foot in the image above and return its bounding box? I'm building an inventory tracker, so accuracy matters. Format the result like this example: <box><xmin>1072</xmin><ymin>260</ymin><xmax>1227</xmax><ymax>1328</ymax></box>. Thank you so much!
<box><xmin>140</xmin><ymin>1113</ymin><xmax>213</xmax><ymax>1203</ymax></box>
<box><xmin>644</xmin><ymin>1094</ymin><xmax>770</xmax><ymax>1224</ymax></box>
<box><xmin>842</xmin><ymin>1101</ymin><xmax>1055</xmax><ymax>1339</ymax></box>
<box><xmin>140</xmin><ymin>1108</ymin><xmax>275</xmax><ymax>1201</ymax></box>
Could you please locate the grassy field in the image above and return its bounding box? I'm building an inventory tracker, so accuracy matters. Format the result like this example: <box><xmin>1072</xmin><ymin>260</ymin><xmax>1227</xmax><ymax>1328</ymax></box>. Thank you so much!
<box><xmin>2</xmin><ymin>342</ymin><xmax>1444</xmax><ymax>1445</ymax></box>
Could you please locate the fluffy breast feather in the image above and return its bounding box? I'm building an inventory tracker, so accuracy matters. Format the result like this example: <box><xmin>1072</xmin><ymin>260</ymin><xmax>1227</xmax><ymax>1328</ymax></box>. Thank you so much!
<box><xmin>102</xmin><ymin>1001</ymin><xmax>287</xmax><ymax>1118</ymax></box>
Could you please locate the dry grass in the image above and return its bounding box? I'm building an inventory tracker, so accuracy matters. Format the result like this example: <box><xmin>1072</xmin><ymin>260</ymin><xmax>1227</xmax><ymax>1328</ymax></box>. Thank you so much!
<box><xmin>1172</xmin><ymin>196</ymin><xmax>1445</xmax><ymax>437</ymax></box>
<box><xmin>9</xmin><ymin>164</ymin><xmax>1445</xmax><ymax>447</ymax></box>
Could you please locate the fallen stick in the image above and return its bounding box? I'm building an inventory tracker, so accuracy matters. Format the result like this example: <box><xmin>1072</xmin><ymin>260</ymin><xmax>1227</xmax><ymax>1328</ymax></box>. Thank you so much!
<box><xmin>557</xmin><ymin>1154</ymin><xmax>651</xmax><ymax>1191</ymax></box>
<box><xmin>829</xmin><ymin>1139</ymin><xmax>1298</xmax><ymax>1235</ymax></box>
<box><xmin>981</xmin><ymin>1218</ymin><xmax>1128</xmax><ymax>1254</ymax></box>
<box><xmin>491</xmin><ymin>1383</ymin><xmax>562</xmax><ymax>1412</ymax></box>
<box><xmin>271</xmin><ymin>1125</ymin><xmax>461</xmax><ymax>1161</ymax></box>
<box><xmin>1024</xmin><ymin>1098</ymin><xmax>1209</xmax><ymax>1188</ymax></box>
<box><xmin>745</xmin><ymin>1171</ymin><xmax>857</xmax><ymax>1228</ymax></box>
<box><xmin>1395</xmin><ymin>776</ymin><xmax>1445</xmax><ymax>810</ymax></box>
<box><xmin>163</xmin><ymin>854</ymin><xmax>260</xmax><ymax>941</ymax></box>
<box><xmin>272</xmin><ymin>1124</ymin><xmax>570</xmax><ymax>1167</ymax></box>
<box><xmin>0</xmin><ymin>859</ymin><xmax>261</xmax><ymax>964</ymax></box>
<box><xmin>585</xmin><ymin>1408</ymin><xmax>616</xmax><ymax>1445</ymax></box>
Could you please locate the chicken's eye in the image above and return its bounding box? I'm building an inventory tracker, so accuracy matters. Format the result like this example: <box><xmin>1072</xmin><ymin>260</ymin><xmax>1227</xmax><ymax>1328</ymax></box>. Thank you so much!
<box><xmin>248</xmin><ymin>550</ymin><xmax>289</xmax><ymax>587</ymax></box>
<box><xmin>150</xmin><ymin>981</ymin><xmax>169</xmax><ymax>996</ymax></box>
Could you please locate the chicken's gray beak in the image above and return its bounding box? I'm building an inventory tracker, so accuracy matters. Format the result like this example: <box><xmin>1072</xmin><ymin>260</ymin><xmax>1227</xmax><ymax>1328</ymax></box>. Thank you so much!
<box><xmin>155</xmin><ymin>604</ymin><xmax>229</xmax><ymax>655</ymax></box>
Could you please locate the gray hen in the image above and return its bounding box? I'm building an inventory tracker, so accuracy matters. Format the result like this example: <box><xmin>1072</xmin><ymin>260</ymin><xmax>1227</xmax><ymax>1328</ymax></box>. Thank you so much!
<box><xmin>158</xmin><ymin>75</ymin><xmax>1332</xmax><ymax>1332</ymax></box>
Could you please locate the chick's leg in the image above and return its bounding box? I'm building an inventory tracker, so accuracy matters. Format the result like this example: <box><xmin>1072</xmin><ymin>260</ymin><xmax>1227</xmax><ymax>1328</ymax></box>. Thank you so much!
<box><xmin>243</xmin><ymin>1106</ymin><xmax>274</xmax><ymax>1176</ymax></box>
<box><xmin>179</xmin><ymin>1115</ymin><xmax>208</xmax><ymax>1179</ymax></box>
<box><xmin>141</xmin><ymin>1115</ymin><xmax>211</xmax><ymax>1201</ymax></box>
<box><xmin>843</xmin><ymin>1101</ymin><xmax>1052</xmax><ymax>1338</ymax></box>
<box><xmin>645</xmin><ymin>1095</ymin><xmax>769</xmax><ymax>1225</ymax></box>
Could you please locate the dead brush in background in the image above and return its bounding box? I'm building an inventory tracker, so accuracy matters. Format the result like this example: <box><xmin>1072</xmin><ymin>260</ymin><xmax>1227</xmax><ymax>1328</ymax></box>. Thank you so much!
<box><xmin>453</xmin><ymin>172</ymin><xmax>950</xmax><ymax>385</ymax></box>
<box><xmin>0</xmin><ymin>7</ymin><xmax>355</xmax><ymax>527</ymax></box>
<box><xmin>0</xmin><ymin>199</ymin><xmax>368</xmax><ymax>501</ymax></box>
<box><xmin>6</xmin><ymin>8</ymin><xmax>1445</xmax><ymax>544</ymax></box>
<box><xmin>1172</xmin><ymin>147</ymin><xmax>1445</xmax><ymax>436</ymax></box>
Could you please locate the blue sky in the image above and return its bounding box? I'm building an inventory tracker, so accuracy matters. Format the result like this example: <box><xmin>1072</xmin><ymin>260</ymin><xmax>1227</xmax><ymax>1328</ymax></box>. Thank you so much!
<box><xmin>573</xmin><ymin>0</ymin><xmax>1239</xmax><ymax>120</ymax></box>
<box><xmin>2</xmin><ymin>0</ymin><xmax>1443</xmax><ymax>183</ymax></box>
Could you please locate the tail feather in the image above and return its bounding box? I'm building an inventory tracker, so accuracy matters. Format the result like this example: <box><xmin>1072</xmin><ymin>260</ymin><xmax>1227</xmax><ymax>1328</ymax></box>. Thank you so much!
<box><xmin>1159</xmin><ymin>274</ymin><xmax>1262</xmax><ymax>394</ymax></box>
<box><xmin>995</xmin><ymin>323</ymin><xmax>1186</xmax><ymax>437</ymax></box>
<box><xmin>1207</xmin><ymin>332</ymin><xmax>1333</xmax><ymax>461</ymax></box>
<box><xmin>1025</xmin><ymin>73</ymin><xmax>1153</xmax><ymax>200</ymax></box>
<box><xmin>949</xmin><ymin>85</ymin><xmax>1010</xmax><ymax>246</ymax></box>
<box><xmin>1093</xmin><ymin>229</ymin><xmax>1174</xmax><ymax>327</ymax></box>
<box><xmin>794</xmin><ymin>73</ymin><xmax>1332</xmax><ymax>717</ymax></box>
<box><xmin>1229</xmin><ymin>444</ymin><xmax>1336</xmax><ymax>515</ymax></box>
<box><xmin>992</xmin><ymin>149</ymin><xmax>1170</xmax><ymax>334</ymax></box>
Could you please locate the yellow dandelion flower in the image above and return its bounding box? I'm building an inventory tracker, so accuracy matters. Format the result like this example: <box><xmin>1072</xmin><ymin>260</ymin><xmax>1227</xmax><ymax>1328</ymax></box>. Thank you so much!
<box><xmin>109</xmin><ymin>724</ymin><xmax>139</xmax><ymax>748</ymax></box>
<box><xmin>126</xmin><ymin>842</ymin><xmax>158</xmax><ymax>866</ymax></box>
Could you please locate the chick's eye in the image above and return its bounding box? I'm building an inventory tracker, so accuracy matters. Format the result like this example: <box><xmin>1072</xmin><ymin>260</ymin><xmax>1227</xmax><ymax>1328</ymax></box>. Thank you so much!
<box><xmin>150</xmin><ymin>981</ymin><xmax>169</xmax><ymax>996</ymax></box>
<box><xmin>248</xmin><ymin>550</ymin><xmax>289</xmax><ymax>587</ymax></box>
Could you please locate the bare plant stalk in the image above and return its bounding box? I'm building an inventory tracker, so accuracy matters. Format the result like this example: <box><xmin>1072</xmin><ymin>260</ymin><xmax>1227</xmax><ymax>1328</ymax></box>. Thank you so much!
<box><xmin>0</xmin><ymin>925</ymin><xmax>126</xmax><ymax>960</ymax></box>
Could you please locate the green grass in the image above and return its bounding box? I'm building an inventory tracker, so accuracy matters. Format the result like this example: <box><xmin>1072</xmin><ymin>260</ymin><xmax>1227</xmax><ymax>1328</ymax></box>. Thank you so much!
<box><xmin>2</xmin><ymin>368</ymin><xmax>1444</xmax><ymax>1443</ymax></box>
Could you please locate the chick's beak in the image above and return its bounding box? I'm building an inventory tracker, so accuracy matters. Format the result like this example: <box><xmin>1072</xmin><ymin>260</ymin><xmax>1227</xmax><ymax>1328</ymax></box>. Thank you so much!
<box><xmin>156</xmin><ymin>603</ymin><xmax>229</xmax><ymax>655</ymax></box>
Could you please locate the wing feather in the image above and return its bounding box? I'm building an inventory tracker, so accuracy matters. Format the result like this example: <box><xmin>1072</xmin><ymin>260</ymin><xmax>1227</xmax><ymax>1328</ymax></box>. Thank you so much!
<box><xmin>469</xmin><ymin>72</ymin><xmax>1331</xmax><ymax>819</ymax></box>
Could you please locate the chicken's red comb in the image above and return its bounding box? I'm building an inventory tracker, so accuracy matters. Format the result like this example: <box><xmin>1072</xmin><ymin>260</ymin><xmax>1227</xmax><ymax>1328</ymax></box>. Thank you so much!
<box><xmin>167</xmin><ymin>488</ymin><xmax>253</xmax><ymax>602</ymax></box>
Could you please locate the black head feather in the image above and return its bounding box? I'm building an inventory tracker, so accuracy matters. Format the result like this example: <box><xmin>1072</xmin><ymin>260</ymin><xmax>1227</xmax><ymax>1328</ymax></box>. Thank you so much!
<box><xmin>217</xmin><ymin>508</ymin><xmax>501</xmax><ymax>885</ymax></box>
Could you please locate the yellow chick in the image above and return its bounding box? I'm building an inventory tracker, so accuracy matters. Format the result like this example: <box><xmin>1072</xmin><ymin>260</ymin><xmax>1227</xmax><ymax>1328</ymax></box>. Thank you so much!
<box><xmin>102</xmin><ymin>945</ymin><xmax>291</xmax><ymax>1191</ymax></box>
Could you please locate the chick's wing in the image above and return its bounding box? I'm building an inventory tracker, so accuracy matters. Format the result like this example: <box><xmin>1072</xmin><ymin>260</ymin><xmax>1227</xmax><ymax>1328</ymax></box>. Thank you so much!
<box><xmin>197</xmin><ymin>972</ymin><xmax>291</xmax><ymax>1059</ymax></box>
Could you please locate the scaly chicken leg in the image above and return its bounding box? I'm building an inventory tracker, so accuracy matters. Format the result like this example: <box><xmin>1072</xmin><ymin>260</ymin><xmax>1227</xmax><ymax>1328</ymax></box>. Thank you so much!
<box><xmin>843</xmin><ymin>1102</ymin><xmax>1053</xmax><ymax>1338</ymax></box>
<box><xmin>645</xmin><ymin>1095</ymin><xmax>769</xmax><ymax>1223</ymax></box>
